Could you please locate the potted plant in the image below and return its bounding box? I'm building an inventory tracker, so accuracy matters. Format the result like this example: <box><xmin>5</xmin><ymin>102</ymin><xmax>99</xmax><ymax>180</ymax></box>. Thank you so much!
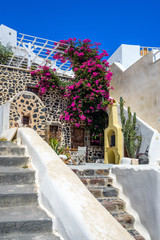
<box><xmin>119</xmin><ymin>97</ymin><xmax>142</xmax><ymax>164</ymax></box>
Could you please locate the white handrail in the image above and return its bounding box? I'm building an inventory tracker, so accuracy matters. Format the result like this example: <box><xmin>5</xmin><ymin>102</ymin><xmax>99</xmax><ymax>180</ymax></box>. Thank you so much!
<box><xmin>2</xmin><ymin>32</ymin><xmax>73</xmax><ymax>77</ymax></box>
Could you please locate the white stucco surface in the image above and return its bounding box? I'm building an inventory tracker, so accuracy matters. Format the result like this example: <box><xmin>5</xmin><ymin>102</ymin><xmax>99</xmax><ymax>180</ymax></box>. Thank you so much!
<box><xmin>108</xmin><ymin>45</ymin><xmax>122</xmax><ymax>65</ymax></box>
<box><xmin>108</xmin><ymin>44</ymin><xmax>142</xmax><ymax>69</ymax></box>
<box><xmin>148</xmin><ymin>130</ymin><xmax>160</xmax><ymax>164</ymax></box>
<box><xmin>111</xmin><ymin>165</ymin><xmax>160</xmax><ymax>240</ymax></box>
<box><xmin>0</xmin><ymin>106</ymin><xmax>2</xmax><ymax>135</ymax></box>
<box><xmin>2</xmin><ymin>102</ymin><xmax>10</xmax><ymax>132</ymax></box>
<box><xmin>17</xmin><ymin>127</ymin><xmax>134</xmax><ymax>240</ymax></box>
<box><xmin>121</xmin><ymin>44</ymin><xmax>141</xmax><ymax>69</ymax></box>
<box><xmin>0</xmin><ymin>127</ymin><xmax>17</xmax><ymax>141</ymax></box>
<box><xmin>0</xmin><ymin>24</ymin><xmax>17</xmax><ymax>47</ymax></box>
<box><xmin>0</xmin><ymin>102</ymin><xmax>10</xmax><ymax>135</ymax></box>
<box><xmin>110</xmin><ymin>51</ymin><xmax>160</xmax><ymax>133</ymax></box>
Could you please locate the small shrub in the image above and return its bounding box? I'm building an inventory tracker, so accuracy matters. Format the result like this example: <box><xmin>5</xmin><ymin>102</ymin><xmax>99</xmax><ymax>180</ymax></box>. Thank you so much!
<box><xmin>0</xmin><ymin>42</ymin><xmax>13</xmax><ymax>65</ymax></box>
<box><xmin>49</xmin><ymin>138</ymin><xmax>65</xmax><ymax>155</ymax></box>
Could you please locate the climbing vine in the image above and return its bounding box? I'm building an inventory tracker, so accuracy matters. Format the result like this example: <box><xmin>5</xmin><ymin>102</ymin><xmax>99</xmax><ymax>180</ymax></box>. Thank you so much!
<box><xmin>31</xmin><ymin>38</ymin><xmax>113</xmax><ymax>144</ymax></box>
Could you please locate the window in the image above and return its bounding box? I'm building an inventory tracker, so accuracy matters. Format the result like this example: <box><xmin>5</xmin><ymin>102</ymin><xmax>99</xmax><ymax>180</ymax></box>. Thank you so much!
<box><xmin>107</xmin><ymin>130</ymin><xmax>115</xmax><ymax>148</ymax></box>
<box><xmin>50</xmin><ymin>125</ymin><xmax>61</xmax><ymax>141</ymax></box>
<box><xmin>22</xmin><ymin>116</ymin><xmax>30</xmax><ymax>126</ymax></box>
<box><xmin>110</xmin><ymin>132</ymin><xmax>115</xmax><ymax>147</ymax></box>
<box><xmin>26</xmin><ymin>86</ymin><xmax>39</xmax><ymax>95</ymax></box>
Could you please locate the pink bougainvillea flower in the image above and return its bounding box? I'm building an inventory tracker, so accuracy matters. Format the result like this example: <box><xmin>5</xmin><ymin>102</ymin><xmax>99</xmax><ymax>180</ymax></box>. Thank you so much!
<box><xmin>64</xmin><ymin>114</ymin><xmax>70</xmax><ymax>121</ymax></box>
<box><xmin>40</xmin><ymin>87</ymin><xmax>47</xmax><ymax>94</ymax></box>
<box><xmin>71</xmin><ymin>102</ymin><xmax>75</xmax><ymax>107</ymax></box>
<box><xmin>75</xmin><ymin>123</ymin><xmax>80</xmax><ymax>127</ymax></box>
<box><xmin>92</xmin><ymin>72</ymin><xmax>98</xmax><ymax>77</ymax></box>
<box><xmin>68</xmin><ymin>38</ymin><xmax>73</xmax><ymax>42</ymax></box>
<box><xmin>94</xmin><ymin>80</ymin><xmax>99</xmax><ymax>86</ymax></box>
<box><xmin>94</xmin><ymin>42</ymin><xmax>101</xmax><ymax>46</ymax></box>
<box><xmin>74</xmin><ymin>67</ymin><xmax>78</xmax><ymax>72</ymax></box>
<box><xmin>60</xmin><ymin>58</ymin><xmax>66</xmax><ymax>63</ymax></box>
<box><xmin>79</xmin><ymin>114</ymin><xmax>86</xmax><ymax>121</ymax></box>
<box><xmin>31</xmin><ymin>37</ymin><xmax>112</xmax><ymax>142</ymax></box>
<box><xmin>46</xmin><ymin>50</ymin><xmax>50</xmax><ymax>55</ymax></box>
<box><xmin>78</xmin><ymin>52</ymin><xmax>84</xmax><ymax>57</ymax></box>
<box><xmin>83</xmin><ymin>39</ymin><xmax>91</xmax><ymax>43</ymax></box>
<box><xmin>87</xmin><ymin>119</ymin><xmax>92</xmax><ymax>123</ymax></box>
<box><xmin>68</xmin><ymin>85</ymin><xmax>74</xmax><ymax>90</ymax></box>
<box><xmin>45</xmin><ymin>73</ymin><xmax>51</xmax><ymax>76</ymax></box>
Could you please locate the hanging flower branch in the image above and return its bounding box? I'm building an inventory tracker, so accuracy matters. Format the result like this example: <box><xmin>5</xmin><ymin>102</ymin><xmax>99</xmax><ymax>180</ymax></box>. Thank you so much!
<box><xmin>31</xmin><ymin>65</ymin><xmax>65</xmax><ymax>95</ymax></box>
<box><xmin>31</xmin><ymin>38</ymin><xmax>113</xmax><ymax>143</ymax></box>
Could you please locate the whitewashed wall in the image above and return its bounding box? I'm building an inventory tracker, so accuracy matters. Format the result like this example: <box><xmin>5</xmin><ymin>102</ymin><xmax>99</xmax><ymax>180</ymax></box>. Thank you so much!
<box><xmin>108</xmin><ymin>44</ymin><xmax>142</xmax><ymax>69</ymax></box>
<box><xmin>0</xmin><ymin>102</ymin><xmax>10</xmax><ymax>135</ymax></box>
<box><xmin>111</xmin><ymin>165</ymin><xmax>160</xmax><ymax>240</ymax></box>
<box><xmin>0</xmin><ymin>24</ymin><xmax>17</xmax><ymax>47</ymax></box>
<box><xmin>110</xmin><ymin>51</ymin><xmax>160</xmax><ymax>133</ymax></box>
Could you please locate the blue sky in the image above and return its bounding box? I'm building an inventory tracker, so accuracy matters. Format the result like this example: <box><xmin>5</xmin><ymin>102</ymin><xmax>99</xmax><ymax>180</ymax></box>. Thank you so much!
<box><xmin>1</xmin><ymin>0</ymin><xmax>160</xmax><ymax>57</ymax></box>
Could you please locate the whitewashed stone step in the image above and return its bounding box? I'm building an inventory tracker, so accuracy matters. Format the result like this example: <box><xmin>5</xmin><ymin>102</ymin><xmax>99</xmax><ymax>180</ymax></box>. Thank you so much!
<box><xmin>0</xmin><ymin>206</ymin><xmax>52</xmax><ymax>235</ymax></box>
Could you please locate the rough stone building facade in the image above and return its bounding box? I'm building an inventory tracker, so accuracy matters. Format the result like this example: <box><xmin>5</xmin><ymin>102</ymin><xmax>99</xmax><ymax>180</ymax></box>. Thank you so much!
<box><xmin>0</xmin><ymin>65</ymin><xmax>104</xmax><ymax>162</ymax></box>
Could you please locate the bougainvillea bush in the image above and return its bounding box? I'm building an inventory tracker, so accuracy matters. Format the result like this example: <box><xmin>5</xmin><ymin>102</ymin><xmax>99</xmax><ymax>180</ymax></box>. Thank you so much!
<box><xmin>31</xmin><ymin>38</ymin><xmax>113</xmax><ymax>145</ymax></box>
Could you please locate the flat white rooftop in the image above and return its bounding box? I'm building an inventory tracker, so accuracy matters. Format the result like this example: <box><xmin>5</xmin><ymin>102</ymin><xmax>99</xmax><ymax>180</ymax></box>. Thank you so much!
<box><xmin>108</xmin><ymin>44</ymin><xmax>160</xmax><ymax>69</ymax></box>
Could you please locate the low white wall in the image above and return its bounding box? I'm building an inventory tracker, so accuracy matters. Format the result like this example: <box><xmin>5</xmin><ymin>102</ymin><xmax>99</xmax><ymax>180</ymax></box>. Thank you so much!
<box><xmin>17</xmin><ymin>127</ymin><xmax>134</xmax><ymax>240</ymax></box>
<box><xmin>111</xmin><ymin>165</ymin><xmax>160</xmax><ymax>240</ymax></box>
<box><xmin>2</xmin><ymin>102</ymin><xmax>10</xmax><ymax>132</ymax></box>
<box><xmin>0</xmin><ymin>102</ymin><xmax>10</xmax><ymax>135</ymax></box>
<box><xmin>148</xmin><ymin>130</ymin><xmax>160</xmax><ymax>164</ymax></box>
<box><xmin>0</xmin><ymin>105</ymin><xmax>2</xmax><ymax>135</ymax></box>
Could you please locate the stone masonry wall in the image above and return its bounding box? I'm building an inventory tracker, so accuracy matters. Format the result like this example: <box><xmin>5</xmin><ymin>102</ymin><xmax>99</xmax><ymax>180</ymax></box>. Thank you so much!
<box><xmin>0</xmin><ymin>65</ymin><xmax>104</xmax><ymax>162</ymax></box>
<box><xmin>0</xmin><ymin>67</ymin><xmax>35</xmax><ymax>104</ymax></box>
<box><xmin>42</xmin><ymin>89</ymin><xmax>71</xmax><ymax>147</ymax></box>
<box><xmin>9</xmin><ymin>92</ymin><xmax>46</xmax><ymax>139</ymax></box>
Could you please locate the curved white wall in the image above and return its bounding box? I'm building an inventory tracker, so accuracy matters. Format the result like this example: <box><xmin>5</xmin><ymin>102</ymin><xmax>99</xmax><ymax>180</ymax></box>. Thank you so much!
<box><xmin>111</xmin><ymin>165</ymin><xmax>160</xmax><ymax>240</ymax></box>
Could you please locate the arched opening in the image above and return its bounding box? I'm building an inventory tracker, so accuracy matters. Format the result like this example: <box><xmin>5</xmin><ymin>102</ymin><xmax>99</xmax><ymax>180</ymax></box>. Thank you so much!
<box><xmin>107</xmin><ymin>150</ymin><xmax>115</xmax><ymax>164</ymax></box>
<box><xmin>107</xmin><ymin>130</ymin><xmax>116</xmax><ymax>147</ymax></box>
